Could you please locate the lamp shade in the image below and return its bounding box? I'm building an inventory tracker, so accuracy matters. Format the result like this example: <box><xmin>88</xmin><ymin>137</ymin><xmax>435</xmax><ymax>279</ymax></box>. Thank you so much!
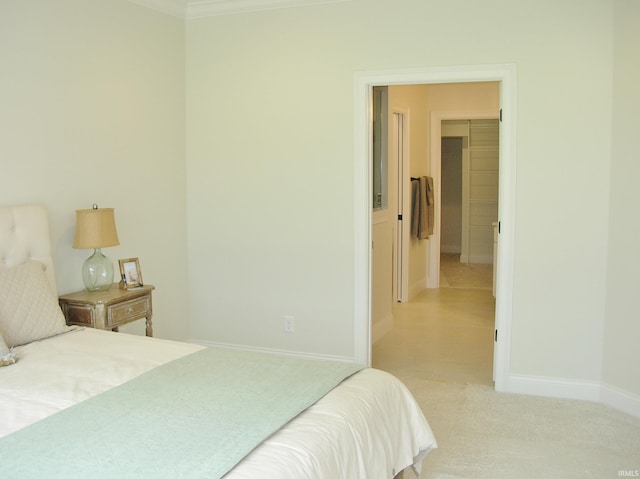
<box><xmin>72</xmin><ymin>207</ymin><xmax>120</xmax><ymax>250</ymax></box>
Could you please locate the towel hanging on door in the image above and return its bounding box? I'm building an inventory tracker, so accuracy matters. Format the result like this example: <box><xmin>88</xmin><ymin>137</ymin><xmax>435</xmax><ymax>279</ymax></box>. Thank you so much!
<box><xmin>411</xmin><ymin>176</ymin><xmax>434</xmax><ymax>240</ymax></box>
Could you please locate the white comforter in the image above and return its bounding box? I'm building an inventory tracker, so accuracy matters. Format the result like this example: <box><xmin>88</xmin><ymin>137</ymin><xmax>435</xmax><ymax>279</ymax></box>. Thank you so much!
<box><xmin>0</xmin><ymin>329</ymin><xmax>436</xmax><ymax>478</ymax></box>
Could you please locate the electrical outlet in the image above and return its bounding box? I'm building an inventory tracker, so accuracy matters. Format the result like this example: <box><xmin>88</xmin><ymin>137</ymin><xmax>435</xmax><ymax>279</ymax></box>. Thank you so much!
<box><xmin>284</xmin><ymin>316</ymin><xmax>295</xmax><ymax>333</ymax></box>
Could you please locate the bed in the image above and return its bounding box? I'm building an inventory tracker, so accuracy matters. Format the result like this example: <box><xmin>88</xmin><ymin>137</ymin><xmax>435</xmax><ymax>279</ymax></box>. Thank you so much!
<box><xmin>0</xmin><ymin>204</ymin><xmax>436</xmax><ymax>478</ymax></box>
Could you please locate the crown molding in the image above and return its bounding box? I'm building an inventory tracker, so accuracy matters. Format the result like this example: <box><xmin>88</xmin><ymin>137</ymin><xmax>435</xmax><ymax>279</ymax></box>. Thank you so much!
<box><xmin>128</xmin><ymin>0</ymin><xmax>350</xmax><ymax>19</ymax></box>
<box><xmin>128</xmin><ymin>0</ymin><xmax>187</xmax><ymax>18</ymax></box>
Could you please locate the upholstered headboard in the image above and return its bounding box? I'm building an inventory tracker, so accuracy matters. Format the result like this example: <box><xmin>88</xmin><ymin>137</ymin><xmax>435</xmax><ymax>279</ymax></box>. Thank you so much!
<box><xmin>0</xmin><ymin>205</ymin><xmax>57</xmax><ymax>293</ymax></box>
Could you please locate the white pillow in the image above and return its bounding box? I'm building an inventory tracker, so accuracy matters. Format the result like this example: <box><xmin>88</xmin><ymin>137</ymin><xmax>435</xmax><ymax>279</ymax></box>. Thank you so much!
<box><xmin>0</xmin><ymin>261</ymin><xmax>70</xmax><ymax>348</ymax></box>
<box><xmin>0</xmin><ymin>332</ymin><xmax>16</xmax><ymax>366</ymax></box>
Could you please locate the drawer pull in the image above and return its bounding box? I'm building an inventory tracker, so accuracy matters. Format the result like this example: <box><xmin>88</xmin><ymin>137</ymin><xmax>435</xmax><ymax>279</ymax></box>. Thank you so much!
<box><xmin>127</xmin><ymin>307</ymin><xmax>134</xmax><ymax>313</ymax></box>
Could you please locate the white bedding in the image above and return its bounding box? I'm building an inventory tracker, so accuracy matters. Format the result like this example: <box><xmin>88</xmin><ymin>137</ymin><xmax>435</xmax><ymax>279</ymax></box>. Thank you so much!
<box><xmin>0</xmin><ymin>328</ymin><xmax>436</xmax><ymax>478</ymax></box>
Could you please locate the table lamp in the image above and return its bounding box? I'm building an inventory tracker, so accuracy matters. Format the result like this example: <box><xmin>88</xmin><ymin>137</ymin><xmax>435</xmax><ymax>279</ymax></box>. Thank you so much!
<box><xmin>73</xmin><ymin>204</ymin><xmax>120</xmax><ymax>292</ymax></box>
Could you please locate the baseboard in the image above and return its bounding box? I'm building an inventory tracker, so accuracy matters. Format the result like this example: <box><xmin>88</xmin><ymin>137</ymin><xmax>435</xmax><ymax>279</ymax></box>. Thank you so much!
<box><xmin>507</xmin><ymin>374</ymin><xmax>640</xmax><ymax>419</ymax></box>
<box><xmin>600</xmin><ymin>382</ymin><xmax>640</xmax><ymax>419</ymax></box>
<box><xmin>507</xmin><ymin>374</ymin><xmax>601</xmax><ymax>401</ymax></box>
<box><xmin>372</xmin><ymin>314</ymin><xmax>393</xmax><ymax>344</ymax></box>
<box><xmin>189</xmin><ymin>339</ymin><xmax>355</xmax><ymax>363</ymax></box>
<box><xmin>440</xmin><ymin>244</ymin><xmax>461</xmax><ymax>254</ymax></box>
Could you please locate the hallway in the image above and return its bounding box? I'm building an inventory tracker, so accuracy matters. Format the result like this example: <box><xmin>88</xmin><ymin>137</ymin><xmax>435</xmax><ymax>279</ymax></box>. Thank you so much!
<box><xmin>372</xmin><ymin>254</ymin><xmax>495</xmax><ymax>386</ymax></box>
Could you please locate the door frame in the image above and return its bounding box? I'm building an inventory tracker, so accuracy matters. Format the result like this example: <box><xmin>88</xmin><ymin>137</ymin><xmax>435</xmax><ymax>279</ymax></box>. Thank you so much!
<box><xmin>427</xmin><ymin>111</ymin><xmax>500</xmax><ymax>289</ymax></box>
<box><xmin>353</xmin><ymin>64</ymin><xmax>517</xmax><ymax>392</ymax></box>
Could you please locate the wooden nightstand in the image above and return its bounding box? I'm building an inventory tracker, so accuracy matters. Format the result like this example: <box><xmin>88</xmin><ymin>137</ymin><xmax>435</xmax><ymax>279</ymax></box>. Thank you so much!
<box><xmin>59</xmin><ymin>285</ymin><xmax>155</xmax><ymax>337</ymax></box>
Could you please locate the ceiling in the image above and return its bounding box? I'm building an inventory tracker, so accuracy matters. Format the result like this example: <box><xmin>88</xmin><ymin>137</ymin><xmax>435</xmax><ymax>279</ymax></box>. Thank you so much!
<box><xmin>128</xmin><ymin>0</ymin><xmax>350</xmax><ymax>19</ymax></box>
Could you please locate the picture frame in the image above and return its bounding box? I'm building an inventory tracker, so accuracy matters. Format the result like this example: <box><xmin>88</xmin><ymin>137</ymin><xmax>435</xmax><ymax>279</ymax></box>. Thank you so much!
<box><xmin>118</xmin><ymin>257</ymin><xmax>143</xmax><ymax>289</ymax></box>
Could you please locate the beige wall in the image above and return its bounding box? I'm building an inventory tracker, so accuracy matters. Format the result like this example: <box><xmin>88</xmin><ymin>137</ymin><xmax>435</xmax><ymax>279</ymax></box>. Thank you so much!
<box><xmin>426</xmin><ymin>83</ymin><xmax>501</xmax><ymax>117</ymax></box>
<box><xmin>0</xmin><ymin>0</ymin><xmax>189</xmax><ymax>340</ymax></box>
<box><xmin>185</xmin><ymin>0</ymin><xmax>618</xmax><ymax>387</ymax></box>
<box><xmin>1</xmin><ymin>0</ymin><xmax>637</xmax><ymax>406</ymax></box>
<box><xmin>371</xmin><ymin>217</ymin><xmax>393</xmax><ymax>341</ymax></box>
<box><xmin>603</xmin><ymin>0</ymin><xmax>640</xmax><ymax>401</ymax></box>
<box><xmin>388</xmin><ymin>85</ymin><xmax>430</xmax><ymax>298</ymax></box>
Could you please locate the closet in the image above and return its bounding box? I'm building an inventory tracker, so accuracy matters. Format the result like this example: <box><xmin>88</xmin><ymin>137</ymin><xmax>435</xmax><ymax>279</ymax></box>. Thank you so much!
<box><xmin>442</xmin><ymin>119</ymin><xmax>499</xmax><ymax>264</ymax></box>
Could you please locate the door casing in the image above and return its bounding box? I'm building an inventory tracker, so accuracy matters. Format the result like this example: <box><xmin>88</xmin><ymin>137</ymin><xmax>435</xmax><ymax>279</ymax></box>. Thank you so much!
<box><xmin>353</xmin><ymin>64</ymin><xmax>517</xmax><ymax>393</ymax></box>
<box><xmin>392</xmin><ymin>109</ymin><xmax>410</xmax><ymax>303</ymax></box>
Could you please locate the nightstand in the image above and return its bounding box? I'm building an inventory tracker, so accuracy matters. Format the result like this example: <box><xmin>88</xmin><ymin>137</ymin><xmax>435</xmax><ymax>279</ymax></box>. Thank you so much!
<box><xmin>59</xmin><ymin>285</ymin><xmax>155</xmax><ymax>337</ymax></box>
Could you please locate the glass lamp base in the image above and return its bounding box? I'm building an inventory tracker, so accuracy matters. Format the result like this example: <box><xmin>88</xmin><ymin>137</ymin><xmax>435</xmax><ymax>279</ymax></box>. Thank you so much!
<box><xmin>82</xmin><ymin>249</ymin><xmax>114</xmax><ymax>292</ymax></box>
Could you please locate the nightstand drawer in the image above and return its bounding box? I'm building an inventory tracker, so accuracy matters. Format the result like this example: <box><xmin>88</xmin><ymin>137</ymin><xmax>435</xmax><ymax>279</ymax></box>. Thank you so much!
<box><xmin>108</xmin><ymin>296</ymin><xmax>151</xmax><ymax>328</ymax></box>
<box><xmin>61</xmin><ymin>304</ymin><xmax>96</xmax><ymax>327</ymax></box>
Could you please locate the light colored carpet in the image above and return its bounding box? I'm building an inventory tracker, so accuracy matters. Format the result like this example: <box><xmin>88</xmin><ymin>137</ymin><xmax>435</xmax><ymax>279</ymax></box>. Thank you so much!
<box><xmin>398</xmin><ymin>376</ymin><xmax>640</xmax><ymax>479</ymax></box>
<box><xmin>377</xmin><ymin>255</ymin><xmax>640</xmax><ymax>477</ymax></box>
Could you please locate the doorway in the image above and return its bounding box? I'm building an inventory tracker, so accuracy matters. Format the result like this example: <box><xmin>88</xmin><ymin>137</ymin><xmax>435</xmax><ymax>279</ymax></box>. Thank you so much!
<box><xmin>441</xmin><ymin>118</ymin><xmax>499</xmax><ymax>269</ymax></box>
<box><xmin>372</xmin><ymin>100</ymin><xmax>499</xmax><ymax>385</ymax></box>
<box><xmin>353</xmin><ymin>64</ymin><xmax>517</xmax><ymax>393</ymax></box>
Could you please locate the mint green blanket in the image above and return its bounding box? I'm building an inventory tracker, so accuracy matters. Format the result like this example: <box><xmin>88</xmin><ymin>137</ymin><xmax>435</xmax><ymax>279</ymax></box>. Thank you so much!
<box><xmin>0</xmin><ymin>347</ymin><xmax>364</xmax><ymax>478</ymax></box>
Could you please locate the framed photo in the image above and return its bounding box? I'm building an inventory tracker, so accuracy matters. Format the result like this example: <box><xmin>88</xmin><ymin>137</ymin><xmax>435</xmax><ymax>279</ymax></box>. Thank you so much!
<box><xmin>118</xmin><ymin>257</ymin><xmax>143</xmax><ymax>289</ymax></box>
